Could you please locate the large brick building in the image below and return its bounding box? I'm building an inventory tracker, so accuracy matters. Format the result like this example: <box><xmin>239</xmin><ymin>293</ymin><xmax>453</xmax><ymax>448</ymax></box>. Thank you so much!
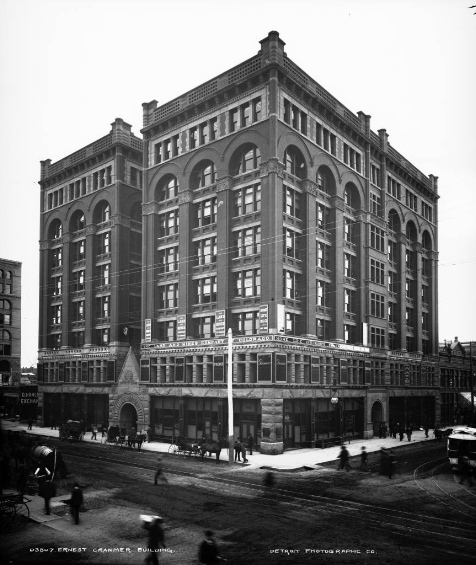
<box><xmin>37</xmin><ymin>32</ymin><xmax>474</xmax><ymax>451</ymax></box>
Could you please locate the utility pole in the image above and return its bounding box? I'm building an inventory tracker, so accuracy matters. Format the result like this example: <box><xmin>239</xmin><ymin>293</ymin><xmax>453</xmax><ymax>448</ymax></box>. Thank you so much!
<box><xmin>227</xmin><ymin>328</ymin><xmax>234</xmax><ymax>466</ymax></box>
<box><xmin>471</xmin><ymin>341</ymin><xmax>475</xmax><ymax>427</ymax></box>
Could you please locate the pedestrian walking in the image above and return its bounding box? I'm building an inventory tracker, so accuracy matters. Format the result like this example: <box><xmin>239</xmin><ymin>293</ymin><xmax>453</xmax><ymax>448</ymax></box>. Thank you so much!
<box><xmin>388</xmin><ymin>450</ymin><xmax>397</xmax><ymax>479</ymax></box>
<box><xmin>360</xmin><ymin>446</ymin><xmax>368</xmax><ymax>471</ymax></box>
<box><xmin>379</xmin><ymin>448</ymin><xmax>389</xmax><ymax>476</ymax></box>
<box><xmin>247</xmin><ymin>433</ymin><xmax>254</xmax><ymax>456</ymax></box>
<box><xmin>234</xmin><ymin>438</ymin><xmax>242</xmax><ymax>462</ymax></box>
<box><xmin>142</xmin><ymin>516</ymin><xmax>166</xmax><ymax>565</ymax></box>
<box><xmin>154</xmin><ymin>456</ymin><xmax>168</xmax><ymax>485</ymax></box>
<box><xmin>17</xmin><ymin>463</ymin><xmax>28</xmax><ymax>494</ymax></box>
<box><xmin>198</xmin><ymin>530</ymin><xmax>223</xmax><ymax>564</ymax></box>
<box><xmin>101</xmin><ymin>421</ymin><xmax>107</xmax><ymax>438</ymax></box>
<box><xmin>337</xmin><ymin>445</ymin><xmax>351</xmax><ymax>471</ymax></box>
<box><xmin>40</xmin><ymin>480</ymin><xmax>56</xmax><ymax>516</ymax></box>
<box><xmin>424</xmin><ymin>422</ymin><xmax>430</xmax><ymax>439</ymax></box>
<box><xmin>69</xmin><ymin>483</ymin><xmax>84</xmax><ymax>524</ymax></box>
<box><xmin>378</xmin><ymin>422</ymin><xmax>383</xmax><ymax>439</ymax></box>
<box><xmin>91</xmin><ymin>424</ymin><xmax>98</xmax><ymax>440</ymax></box>
<box><xmin>382</xmin><ymin>422</ymin><xmax>388</xmax><ymax>439</ymax></box>
<box><xmin>240</xmin><ymin>442</ymin><xmax>248</xmax><ymax>463</ymax></box>
<box><xmin>398</xmin><ymin>423</ymin><xmax>405</xmax><ymax>442</ymax></box>
<box><xmin>406</xmin><ymin>425</ymin><xmax>412</xmax><ymax>442</ymax></box>
<box><xmin>28</xmin><ymin>417</ymin><xmax>33</xmax><ymax>430</ymax></box>
<box><xmin>263</xmin><ymin>471</ymin><xmax>276</xmax><ymax>498</ymax></box>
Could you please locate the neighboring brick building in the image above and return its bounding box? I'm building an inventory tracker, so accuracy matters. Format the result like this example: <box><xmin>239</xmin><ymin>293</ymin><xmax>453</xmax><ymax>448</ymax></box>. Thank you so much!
<box><xmin>37</xmin><ymin>32</ymin><xmax>473</xmax><ymax>450</ymax></box>
<box><xmin>36</xmin><ymin>119</ymin><xmax>143</xmax><ymax>428</ymax></box>
<box><xmin>0</xmin><ymin>259</ymin><xmax>22</xmax><ymax>416</ymax></box>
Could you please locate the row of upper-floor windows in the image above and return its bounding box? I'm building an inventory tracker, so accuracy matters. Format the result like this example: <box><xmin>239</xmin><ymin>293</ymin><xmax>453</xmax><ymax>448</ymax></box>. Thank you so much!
<box><xmin>153</xmin><ymin>97</ymin><xmax>263</xmax><ymax>166</ymax></box>
<box><xmin>44</xmin><ymin>164</ymin><xmax>143</xmax><ymax>213</ymax></box>
<box><xmin>0</xmin><ymin>270</ymin><xmax>13</xmax><ymax>294</ymax></box>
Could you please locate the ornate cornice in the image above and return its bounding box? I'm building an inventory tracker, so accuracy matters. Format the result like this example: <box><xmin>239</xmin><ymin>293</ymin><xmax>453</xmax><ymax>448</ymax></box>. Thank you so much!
<box><xmin>39</xmin><ymin>240</ymin><xmax>51</xmax><ymax>251</ymax></box>
<box><xmin>396</xmin><ymin>233</ymin><xmax>407</xmax><ymax>245</ymax></box>
<box><xmin>85</xmin><ymin>225</ymin><xmax>97</xmax><ymax>236</ymax></box>
<box><xmin>112</xmin><ymin>215</ymin><xmax>131</xmax><ymax>228</ymax></box>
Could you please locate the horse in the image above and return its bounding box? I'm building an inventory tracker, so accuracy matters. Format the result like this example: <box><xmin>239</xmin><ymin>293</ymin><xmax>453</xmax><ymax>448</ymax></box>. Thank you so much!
<box><xmin>198</xmin><ymin>438</ymin><xmax>225</xmax><ymax>464</ymax></box>
<box><xmin>127</xmin><ymin>432</ymin><xmax>146</xmax><ymax>451</ymax></box>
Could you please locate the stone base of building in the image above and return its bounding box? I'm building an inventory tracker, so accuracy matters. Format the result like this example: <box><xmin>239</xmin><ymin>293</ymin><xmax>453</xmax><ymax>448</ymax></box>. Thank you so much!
<box><xmin>363</xmin><ymin>430</ymin><xmax>374</xmax><ymax>440</ymax></box>
<box><xmin>260</xmin><ymin>442</ymin><xmax>284</xmax><ymax>455</ymax></box>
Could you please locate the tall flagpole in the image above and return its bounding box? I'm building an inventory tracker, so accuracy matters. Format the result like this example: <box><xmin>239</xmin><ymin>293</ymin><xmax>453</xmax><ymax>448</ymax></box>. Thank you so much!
<box><xmin>228</xmin><ymin>328</ymin><xmax>234</xmax><ymax>466</ymax></box>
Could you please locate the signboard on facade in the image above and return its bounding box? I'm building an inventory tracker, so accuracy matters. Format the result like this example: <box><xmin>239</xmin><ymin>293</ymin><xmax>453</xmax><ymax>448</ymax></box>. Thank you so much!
<box><xmin>276</xmin><ymin>353</ymin><xmax>287</xmax><ymax>382</ymax></box>
<box><xmin>215</xmin><ymin>310</ymin><xmax>226</xmax><ymax>338</ymax></box>
<box><xmin>277</xmin><ymin>304</ymin><xmax>285</xmax><ymax>334</ymax></box>
<box><xmin>259</xmin><ymin>304</ymin><xmax>269</xmax><ymax>334</ymax></box>
<box><xmin>19</xmin><ymin>386</ymin><xmax>38</xmax><ymax>420</ymax></box>
<box><xmin>145</xmin><ymin>319</ymin><xmax>152</xmax><ymax>342</ymax></box>
<box><xmin>177</xmin><ymin>315</ymin><xmax>186</xmax><ymax>341</ymax></box>
<box><xmin>257</xmin><ymin>353</ymin><xmax>272</xmax><ymax>382</ymax></box>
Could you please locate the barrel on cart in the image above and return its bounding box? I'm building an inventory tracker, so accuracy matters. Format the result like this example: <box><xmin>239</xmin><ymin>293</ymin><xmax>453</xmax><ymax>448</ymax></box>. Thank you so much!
<box><xmin>30</xmin><ymin>445</ymin><xmax>68</xmax><ymax>479</ymax></box>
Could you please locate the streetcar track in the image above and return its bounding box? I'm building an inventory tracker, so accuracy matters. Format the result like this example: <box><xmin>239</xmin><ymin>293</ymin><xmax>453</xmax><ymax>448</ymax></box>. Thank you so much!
<box><xmin>62</xmin><ymin>445</ymin><xmax>476</xmax><ymax>554</ymax></box>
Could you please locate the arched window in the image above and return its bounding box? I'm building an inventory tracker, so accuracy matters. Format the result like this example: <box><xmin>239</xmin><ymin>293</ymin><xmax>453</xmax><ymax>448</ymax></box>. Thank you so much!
<box><xmin>71</xmin><ymin>211</ymin><xmax>86</xmax><ymax>232</ymax></box>
<box><xmin>388</xmin><ymin>210</ymin><xmax>400</xmax><ymax>233</ymax></box>
<box><xmin>422</xmin><ymin>231</ymin><xmax>432</xmax><ymax>252</ymax></box>
<box><xmin>95</xmin><ymin>201</ymin><xmax>111</xmax><ymax>223</ymax></box>
<box><xmin>344</xmin><ymin>183</ymin><xmax>360</xmax><ymax>210</ymax></box>
<box><xmin>231</xmin><ymin>144</ymin><xmax>261</xmax><ymax>176</ymax></box>
<box><xmin>0</xmin><ymin>330</ymin><xmax>11</xmax><ymax>356</ymax></box>
<box><xmin>284</xmin><ymin>147</ymin><xmax>306</xmax><ymax>179</ymax></box>
<box><xmin>406</xmin><ymin>221</ymin><xmax>417</xmax><ymax>243</ymax></box>
<box><xmin>191</xmin><ymin>161</ymin><xmax>216</xmax><ymax>189</ymax></box>
<box><xmin>49</xmin><ymin>220</ymin><xmax>62</xmax><ymax>240</ymax></box>
<box><xmin>0</xmin><ymin>299</ymin><xmax>12</xmax><ymax>326</ymax></box>
<box><xmin>156</xmin><ymin>175</ymin><xmax>179</xmax><ymax>201</ymax></box>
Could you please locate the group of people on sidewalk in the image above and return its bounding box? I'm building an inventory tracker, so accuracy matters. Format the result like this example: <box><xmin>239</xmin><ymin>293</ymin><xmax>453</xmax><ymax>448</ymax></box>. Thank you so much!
<box><xmin>233</xmin><ymin>434</ymin><xmax>253</xmax><ymax>463</ymax></box>
<box><xmin>336</xmin><ymin>444</ymin><xmax>398</xmax><ymax>478</ymax></box>
<box><xmin>378</xmin><ymin>421</ymin><xmax>417</xmax><ymax>442</ymax></box>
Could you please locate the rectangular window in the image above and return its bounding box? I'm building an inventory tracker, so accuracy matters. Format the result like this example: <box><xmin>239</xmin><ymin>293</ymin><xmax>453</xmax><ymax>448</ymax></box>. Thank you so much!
<box><xmin>199</xmin><ymin>123</ymin><xmax>208</xmax><ymax>145</ymax></box>
<box><xmin>193</xmin><ymin>276</ymin><xmax>217</xmax><ymax>304</ymax></box>
<box><xmin>406</xmin><ymin>190</ymin><xmax>418</xmax><ymax>211</ymax></box>
<box><xmin>158</xmin><ymin>320</ymin><xmax>176</xmax><ymax>341</ymax></box>
<box><xmin>158</xmin><ymin>210</ymin><xmax>179</xmax><ymax>237</ymax></box>
<box><xmin>194</xmin><ymin>237</ymin><xmax>217</xmax><ymax>266</ymax></box>
<box><xmin>158</xmin><ymin>284</ymin><xmax>179</xmax><ymax>309</ymax></box>
<box><xmin>233</xmin><ymin>184</ymin><xmax>261</xmax><ymax>216</ymax></box>
<box><xmin>283</xmin><ymin>187</ymin><xmax>301</xmax><ymax>218</ymax></box>
<box><xmin>370</xmin><ymin>225</ymin><xmax>385</xmax><ymax>252</ymax></box>
<box><xmin>344</xmin><ymin>217</ymin><xmax>355</xmax><ymax>244</ymax></box>
<box><xmin>241</xmin><ymin>103</ymin><xmax>250</xmax><ymax>127</ymax></box>
<box><xmin>229</xmin><ymin>108</ymin><xmax>238</xmax><ymax>132</ymax></box>
<box><xmin>317</xmin><ymin>204</ymin><xmax>330</xmax><ymax>230</ymax></box>
<box><xmin>193</xmin><ymin>316</ymin><xmax>215</xmax><ymax>339</ymax></box>
<box><xmin>370</xmin><ymin>258</ymin><xmax>385</xmax><ymax>285</ymax></box>
<box><xmin>316</xmin><ymin>319</ymin><xmax>330</xmax><ymax>340</ymax></box>
<box><xmin>371</xmin><ymin>165</ymin><xmax>380</xmax><ymax>187</ymax></box>
<box><xmin>370</xmin><ymin>193</ymin><xmax>381</xmax><ymax>216</ymax></box>
<box><xmin>370</xmin><ymin>326</ymin><xmax>385</xmax><ymax>348</ymax></box>
<box><xmin>234</xmin><ymin>269</ymin><xmax>261</xmax><ymax>298</ymax></box>
<box><xmin>195</xmin><ymin>197</ymin><xmax>218</xmax><ymax>227</ymax></box>
<box><xmin>233</xmin><ymin>226</ymin><xmax>261</xmax><ymax>257</ymax></box>
<box><xmin>158</xmin><ymin>246</ymin><xmax>179</xmax><ymax>273</ymax></box>
<box><xmin>317</xmin><ymin>242</ymin><xmax>331</xmax><ymax>270</ymax></box>
<box><xmin>284</xmin><ymin>228</ymin><xmax>300</xmax><ymax>259</ymax></box>
<box><xmin>252</xmin><ymin>97</ymin><xmax>262</xmax><ymax>122</ymax></box>
<box><xmin>283</xmin><ymin>270</ymin><xmax>301</xmax><ymax>300</ymax></box>
<box><xmin>344</xmin><ymin>289</ymin><xmax>355</xmax><ymax>313</ymax></box>
<box><xmin>370</xmin><ymin>292</ymin><xmax>385</xmax><ymax>318</ymax></box>
<box><xmin>210</xmin><ymin>118</ymin><xmax>218</xmax><ymax>141</ymax></box>
<box><xmin>317</xmin><ymin>280</ymin><xmax>329</xmax><ymax>307</ymax></box>
<box><xmin>190</xmin><ymin>127</ymin><xmax>198</xmax><ymax>149</ymax></box>
<box><xmin>344</xmin><ymin>253</ymin><xmax>356</xmax><ymax>279</ymax></box>
<box><xmin>232</xmin><ymin>311</ymin><xmax>259</xmax><ymax>336</ymax></box>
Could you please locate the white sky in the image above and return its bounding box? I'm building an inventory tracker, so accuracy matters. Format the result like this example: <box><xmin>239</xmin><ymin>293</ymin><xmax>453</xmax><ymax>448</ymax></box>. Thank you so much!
<box><xmin>0</xmin><ymin>0</ymin><xmax>475</xmax><ymax>367</ymax></box>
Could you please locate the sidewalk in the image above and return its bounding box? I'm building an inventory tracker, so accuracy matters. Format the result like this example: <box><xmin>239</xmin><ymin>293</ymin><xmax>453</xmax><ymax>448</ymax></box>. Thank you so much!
<box><xmin>1</xmin><ymin>418</ymin><xmax>440</xmax><ymax>471</ymax></box>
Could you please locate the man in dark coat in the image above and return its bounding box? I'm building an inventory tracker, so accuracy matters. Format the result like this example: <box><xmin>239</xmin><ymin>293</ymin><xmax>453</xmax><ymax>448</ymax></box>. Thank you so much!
<box><xmin>247</xmin><ymin>433</ymin><xmax>254</xmax><ymax>455</ymax></box>
<box><xmin>143</xmin><ymin>517</ymin><xmax>165</xmax><ymax>565</ymax></box>
<box><xmin>198</xmin><ymin>530</ymin><xmax>222</xmax><ymax>564</ymax></box>
<box><xmin>70</xmin><ymin>483</ymin><xmax>84</xmax><ymax>524</ymax></box>
<box><xmin>234</xmin><ymin>438</ymin><xmax>242</xmax><ymax>462</ymax></box>
<box><xmin>337</xmin><ymin>445</ymin><xmax>351</xmax><ymax>471</ymax></box>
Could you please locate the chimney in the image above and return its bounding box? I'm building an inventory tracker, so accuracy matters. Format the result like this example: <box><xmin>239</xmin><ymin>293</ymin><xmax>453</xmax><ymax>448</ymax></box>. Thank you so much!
<box><xmin>259</xmin><ymin>31</ymin><xmax>286</xmax><ymax>65</ymax></box>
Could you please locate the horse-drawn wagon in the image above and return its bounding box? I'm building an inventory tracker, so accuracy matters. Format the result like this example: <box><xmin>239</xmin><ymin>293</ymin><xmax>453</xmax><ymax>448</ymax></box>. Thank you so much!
<box><xmin>59</xmin><ymin>420</ymin><xmax>85</xmax><ymax>442</ymax></box>
<box><xmin>168</xmin><ymin>436</ymin><xmax>201</xmax><ymax>457</ymax></box>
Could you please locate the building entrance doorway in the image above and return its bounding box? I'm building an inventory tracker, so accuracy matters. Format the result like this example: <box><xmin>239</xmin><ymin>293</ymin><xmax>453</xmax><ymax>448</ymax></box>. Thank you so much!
<box><xmin>120</xmin><ymin>403</ymin><xmax>137</xmax><ymax>434</ymax></box>
<box><xmin>371</xmin><ymin>401</ymin><xmax>383</xmax><ymax>437</ymax></box>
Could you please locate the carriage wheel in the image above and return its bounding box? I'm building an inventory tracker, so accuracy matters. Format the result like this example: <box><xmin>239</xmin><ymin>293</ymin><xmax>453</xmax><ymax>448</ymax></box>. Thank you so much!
<box><xmin>168</xmin><ymin>444</ymin><xmax>180</xmax><ymax>455</ymax></box>
<box><xmin>9</xmin><ymin>503</ymin><xmax>29</xmax><ymax>532</ymax></box>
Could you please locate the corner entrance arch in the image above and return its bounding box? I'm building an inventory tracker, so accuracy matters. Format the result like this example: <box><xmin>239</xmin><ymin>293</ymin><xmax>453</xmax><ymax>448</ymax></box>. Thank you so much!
<box><xmin>371</xmin><ymin>401</ymin><xmax>383</xmax><ymax>437</ymax></box>
<box><xmin>120</xmin><ymin>403</ymin><xmax>137</xmax><ymax>434</ymax></box>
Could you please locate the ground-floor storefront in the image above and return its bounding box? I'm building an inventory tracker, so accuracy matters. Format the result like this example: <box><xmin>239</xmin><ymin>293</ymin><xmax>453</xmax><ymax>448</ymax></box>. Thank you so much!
<box><xmin>40</xmin><ymin>390</ymin><xmax>109</xmax><ymax>430</ymax></box>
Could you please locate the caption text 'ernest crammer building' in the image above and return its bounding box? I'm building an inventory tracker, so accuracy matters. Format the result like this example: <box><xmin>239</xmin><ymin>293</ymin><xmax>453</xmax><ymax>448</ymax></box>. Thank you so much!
<box><xmin>37</xmin><ymin>32</ymin><xmax>473</xmax><ymax>453</ymax></box>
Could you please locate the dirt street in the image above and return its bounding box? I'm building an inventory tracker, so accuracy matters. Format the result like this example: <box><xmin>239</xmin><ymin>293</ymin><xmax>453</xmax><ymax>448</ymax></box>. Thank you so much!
<box><xmin>1</xmin><ymin>440</ymin><xmax>475</xmax><ymax>565</ymax></box>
